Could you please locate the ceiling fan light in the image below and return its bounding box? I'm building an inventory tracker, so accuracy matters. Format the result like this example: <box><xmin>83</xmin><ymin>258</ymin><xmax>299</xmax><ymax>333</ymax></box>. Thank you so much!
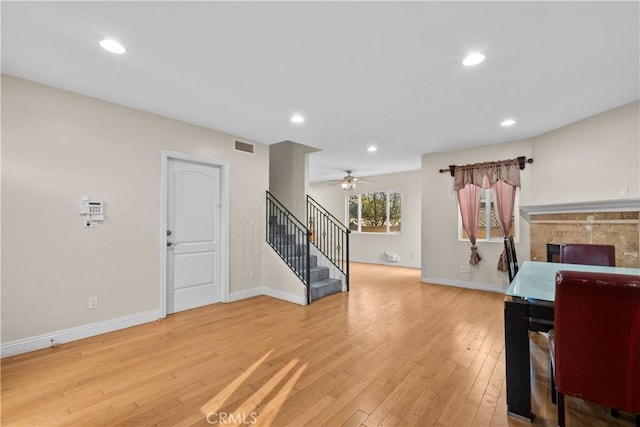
<box><xmin>341</xmin><ymin>181</ymin><xmax>355</xmax><ymax>191</ymax></box>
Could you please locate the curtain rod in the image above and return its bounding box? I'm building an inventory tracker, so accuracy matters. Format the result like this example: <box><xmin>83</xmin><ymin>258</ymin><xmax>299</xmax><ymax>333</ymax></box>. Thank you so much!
<box><xmin>438</xmin><ymin>156</ymin><xmax>533</xmax><ymax>177</ymax></box>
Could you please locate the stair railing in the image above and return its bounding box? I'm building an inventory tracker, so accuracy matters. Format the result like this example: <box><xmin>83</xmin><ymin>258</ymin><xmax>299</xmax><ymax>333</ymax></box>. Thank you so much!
<box><xmin>307</xmin><ymin>195</ymin><xmax>350</xmax><ymax>291</ymax></box>
<box><xmin>266</xmin><ymin>191</ymin><xmax>311</xmax><ymax>304</ymax></box>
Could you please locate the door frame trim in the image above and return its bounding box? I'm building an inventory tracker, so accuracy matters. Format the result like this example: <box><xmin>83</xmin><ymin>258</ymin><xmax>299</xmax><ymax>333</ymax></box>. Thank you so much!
<box><xmin>160</xmin><ymin>150</ymin><xmax>230</xmax><ymax>318</ymax></box>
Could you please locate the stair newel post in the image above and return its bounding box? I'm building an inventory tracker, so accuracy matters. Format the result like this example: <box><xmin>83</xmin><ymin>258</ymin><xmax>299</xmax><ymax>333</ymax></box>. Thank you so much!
<box><xmin>266</xmin><ymin>192</ymin><xmax>271</xmax><ymax>245</ymax></box>
<box><xmin>306</xmin><ymin>229</ymin><xmax>311</xmax><ymax>305</ymax></box>
<box><xmin>346</xmin><ymin>229</ymin><xmax>350</xmax><ymax>291</ymax></box>
<box><xmin>285</xmin><ymin>211</ymin><xmax>290</xmax><ymax>264</ymax></box>
<box><xmin>265</xmin><ymin>192</ymin><xmax>268</xmax><ymax>244</ymax></box>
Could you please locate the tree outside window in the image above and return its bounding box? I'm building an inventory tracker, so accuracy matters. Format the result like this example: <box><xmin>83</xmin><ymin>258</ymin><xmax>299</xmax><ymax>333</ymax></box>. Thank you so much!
<box><xmin>348</xmin><ymin>191</ymin><xmax>401</xmax><ymax>233</ymax></box>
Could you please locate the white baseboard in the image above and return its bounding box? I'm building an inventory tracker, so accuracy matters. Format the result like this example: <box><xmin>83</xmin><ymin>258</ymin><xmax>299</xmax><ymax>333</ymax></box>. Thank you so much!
<box><xmin>351</xmin><ymin>257</ymin><xmax>421</xmax><ymax>269</ymax></box>
<box><xmin>421</xmin><ymin>276</ymin><xmax>505</xmax><ymax>294</ymax></box>
<box><xmin>262</xmin><ymin>287</ymin><xmax>306</xmax><ymax>305</ymax></box>
<box><xmin>2</xmin><ymin>285</ymin><xmax>304</xmax><ymax>358</ymax></box>
<box><xmin>229</xmin><ymin>287</ymin><xmax>306</xmax><ymax>306</ymax></box>
<box><xmin>227</xmin><ymin>287</ymin><xmax>264</xmax><ymax>302</ymax></box>
<box><xmin>1</xmin><ymin>309</ymin><xmax>162</xmax><ymax>358</ymax></box>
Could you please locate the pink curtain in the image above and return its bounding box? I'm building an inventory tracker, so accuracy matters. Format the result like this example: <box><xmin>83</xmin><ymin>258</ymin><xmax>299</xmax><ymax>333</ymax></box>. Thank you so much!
<box><xmin>492</xmin><ymin>180</ymin><xmax>517</xmax><ymax>271</ymax></box>
<box><xmin>457</xmin><ymin>183</ymin><xmax>482</xmax><ymax>264</ymax></box>
<box><xmin>454</xmin><ymin>158</ymin><xmax>521</xmax><ymax>267</ymax></box>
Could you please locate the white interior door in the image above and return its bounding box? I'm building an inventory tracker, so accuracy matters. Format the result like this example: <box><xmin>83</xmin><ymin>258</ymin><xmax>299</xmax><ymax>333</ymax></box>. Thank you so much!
<box><xmin>166</xmin><ymin>158</ymin><xmax>221</xmax><ymax>314</ymax></box>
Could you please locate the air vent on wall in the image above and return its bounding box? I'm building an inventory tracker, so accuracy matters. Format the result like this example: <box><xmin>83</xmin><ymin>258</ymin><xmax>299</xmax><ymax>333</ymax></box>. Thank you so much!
<box><xmin>234</xmin><ymin>139</ymin><xmax>254</xmax><ymax>154</ymax></box>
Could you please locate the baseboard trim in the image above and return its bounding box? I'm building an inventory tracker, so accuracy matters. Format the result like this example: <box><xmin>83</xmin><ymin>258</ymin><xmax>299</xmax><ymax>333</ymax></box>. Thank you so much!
<box><xmin>1</xmin><ymin>309</ymin><xmax>162</xmax><ymax>358</ymax></box>
<box><xmin>351</xmin><ymin>257</ymin><xmax>421</xmax><ymax>269</ymax></box>
<box><xmin>421</xmin><ymin>276</ymin><xmax>505</xmax><ymax>294</ymax></box>
<box><xmin>227</xmin><ymin>288</ymin><xmax>264</xmax><ymax>302</ymax></box>
<box><xmin>229</xmin><ymin>287</ymin><xmax>306</xmax><ymax>306</ymax></box>
<box><xmin>262</xmin><ymin>287</ymin><xmax>307</xmax><ymax>306</ymax></box>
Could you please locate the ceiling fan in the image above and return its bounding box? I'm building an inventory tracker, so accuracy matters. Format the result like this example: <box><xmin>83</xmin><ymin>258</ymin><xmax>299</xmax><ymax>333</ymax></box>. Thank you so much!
<box><xmin>328</xmin><ymin>170</ymin><xmax>372</xmax><ymax>191</ymax></box>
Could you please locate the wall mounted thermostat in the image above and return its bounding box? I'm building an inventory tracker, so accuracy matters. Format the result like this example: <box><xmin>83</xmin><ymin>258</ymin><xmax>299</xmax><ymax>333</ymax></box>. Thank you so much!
<box><xmin>80</xmin><ymin>197</ymin><xmax>104</xmax><ymax>227</ymax></box>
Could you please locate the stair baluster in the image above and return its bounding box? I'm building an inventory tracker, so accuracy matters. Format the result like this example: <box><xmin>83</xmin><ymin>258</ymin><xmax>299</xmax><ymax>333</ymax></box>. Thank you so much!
<box><xmin>306</xmin><ymin>195</ymin><xmax>350</xmax><ymax>291</ymax></box>
<box><xmin>266</xmin><ymin>191</ymin><xmax>348</xmax><ymax>304</ymax></box>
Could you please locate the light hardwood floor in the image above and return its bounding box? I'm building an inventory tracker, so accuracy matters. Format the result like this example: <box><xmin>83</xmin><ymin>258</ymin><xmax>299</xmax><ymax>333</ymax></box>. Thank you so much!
<box><xmin>1</xmin><ymin>263</ymin><xmax>634</xmax><ymax>426</ymax></box>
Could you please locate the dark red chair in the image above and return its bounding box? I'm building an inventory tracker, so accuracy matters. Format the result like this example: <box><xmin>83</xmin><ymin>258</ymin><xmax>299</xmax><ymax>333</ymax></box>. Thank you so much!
<box><xmin>559</xmin><ymin>243</ymin><xmax>615</xmax><ymax>267</ymax></box>
<box><xmin>551</xmin><ymin>270</ymin><xmax>640</xmax><ymax>426</ymax></box>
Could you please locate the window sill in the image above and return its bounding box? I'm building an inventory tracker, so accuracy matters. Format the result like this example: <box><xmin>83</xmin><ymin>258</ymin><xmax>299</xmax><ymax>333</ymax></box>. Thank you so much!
<box><xmin>458</xmin><ymin>238</ymin><xmax>519</xmax><ymax>244</ymax></box>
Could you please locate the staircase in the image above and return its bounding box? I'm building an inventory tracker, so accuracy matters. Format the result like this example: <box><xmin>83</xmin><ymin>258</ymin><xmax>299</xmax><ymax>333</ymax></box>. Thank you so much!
<box><xmin>266</xmin><ymin>191</ymin><xmax>347</xmax><ymax>304</ymax></box>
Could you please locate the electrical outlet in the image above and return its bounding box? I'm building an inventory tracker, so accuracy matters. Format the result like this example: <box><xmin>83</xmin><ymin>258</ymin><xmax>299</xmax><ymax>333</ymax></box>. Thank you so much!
<box><xmin>460</xmin><ymin>265</ymin><xmax>471</xmax><ymax>273</ymax></box>
<box><xmin>88</xmin><ymin>296</ymin><xmax>98</xmax><ymax>310</ymax></box>
<box><xmin>249</xmin><ymin>271</ymin><xmax>255</xmax><ymax>280</ymax></box>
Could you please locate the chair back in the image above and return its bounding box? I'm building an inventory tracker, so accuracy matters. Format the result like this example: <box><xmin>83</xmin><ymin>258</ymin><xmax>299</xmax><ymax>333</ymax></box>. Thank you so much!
<box><xmin>559</xmin><ymin>243</ymin><xmax>615</xmax><ymax>266</ymax></box>
<box><xmin>504</xmin><ymin>236</ymin><xmax>518</xmax><ymax>282</ymax></box>
<box><xmin>554</xmin><ymin>270</ymin><xmax>640</xmax><ymax>414</ymax></box>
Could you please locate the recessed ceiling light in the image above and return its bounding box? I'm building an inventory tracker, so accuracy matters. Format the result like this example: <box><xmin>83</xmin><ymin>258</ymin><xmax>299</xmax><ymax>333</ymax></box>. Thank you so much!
<box><xmin>290</xmin><ymin>114</ymin><xmax>305</xmax><ymax>124</ymax></box>
<box><xmin>367</xmin><ymin>145</ymin><xmax>378</xmax><ymax>152</ymax></box>
<box><xmin>462</xmin><ymin>52</ymin><xmax>485</xmax><ymax>66</ymax></box>
<box><xmin>99</xmin><ymin>39</ymin><xmax>126</xmax><ymax>54</ymax></box>
<box><xmin>501</xmin><ymin>119</ymin><xmax>516</xmax><ymax>127</ymax></box>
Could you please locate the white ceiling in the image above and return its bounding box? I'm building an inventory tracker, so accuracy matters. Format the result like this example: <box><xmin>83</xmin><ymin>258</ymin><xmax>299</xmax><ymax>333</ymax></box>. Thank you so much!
<box><xmin>2</xmin><ymin>1</ymin><xmax>638</xmax><ymax>182</ymax></box>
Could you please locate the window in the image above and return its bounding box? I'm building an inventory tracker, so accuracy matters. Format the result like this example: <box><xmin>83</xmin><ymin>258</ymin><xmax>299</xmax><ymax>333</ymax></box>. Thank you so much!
<box><xmin>458</xmin><ymin>188</ymin><xmax>518</xmax><ymax>241</ymax></box>
<box><xmin>348</xmin><ymin>191</ymin><xmax>401</xmax><ymax>233</ymax></box>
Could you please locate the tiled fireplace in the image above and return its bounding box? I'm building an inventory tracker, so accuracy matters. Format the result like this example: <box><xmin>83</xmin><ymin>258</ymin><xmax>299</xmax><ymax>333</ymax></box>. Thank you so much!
<box><xmin>524</xmin><ymin>203</ymin><xmax>640</xmax><ymax>268</ymax></box>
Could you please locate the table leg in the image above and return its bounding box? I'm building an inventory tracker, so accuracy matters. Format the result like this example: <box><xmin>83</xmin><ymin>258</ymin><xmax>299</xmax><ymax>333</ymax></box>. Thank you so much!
<box><xmin>504</xmin><ymin>297</ymin><xmax>532</xmax><ymax>421</ymax></box>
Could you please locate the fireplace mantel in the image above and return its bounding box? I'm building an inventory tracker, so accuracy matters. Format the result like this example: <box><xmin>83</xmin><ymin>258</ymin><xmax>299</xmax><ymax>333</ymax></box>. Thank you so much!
<box><xmin>520</xmin><ymin>198</ymin><xmax>640</xmax><ymax>221</ymax></box>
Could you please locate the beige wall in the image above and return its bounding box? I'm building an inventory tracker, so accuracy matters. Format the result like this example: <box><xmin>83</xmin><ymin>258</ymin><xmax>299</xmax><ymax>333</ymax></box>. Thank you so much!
<box><xmin>309</xmin><ymin>169</ymin><xmax>422</xmax><ymax>268</ymax></box>
<box><xmin>422</xmin><ymin>140</ymin><xmax>533</xmax><ymax>291</ymax></box>
<box><xmin>269</xmin><ymin>141</ymin><xmax>317</xmax><ymax>220</ymax></box>
<box><xmin>1</xmin><ymin>75</ymin><xmax>291</xmax><ymax>343</ymax></box>
<box><xmin>529</xmin><ymin>101</ymin><xmax>639</xmax><ymax>205</ymax></box>
<box><xmin>421</xmin><ymin>101</ymin><xmax>639</xmax><ymax>291</ymax></box>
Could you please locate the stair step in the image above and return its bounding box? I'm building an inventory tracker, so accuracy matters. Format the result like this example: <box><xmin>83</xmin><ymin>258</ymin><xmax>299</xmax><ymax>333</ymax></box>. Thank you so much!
<box><xmin>279</xmin><ymin>244</ymin><xmax>307</xmax><ymax>255</ymax></box>
<box><xmin>310</xmin><ymin>278</ymin><xmax>343</xmax><ymax>301</ymax></box>
<box><xmin>281</xmin><ymin>260</ymin><xmax>325</xmax><ymax>280</ymax></box>
<box><xmin>310</xmin><ymin>266</ymin><xmax>330</xmax><ymax>282</ymax></box>
<box><xmin>287</xmin><ymin>255</ymin><xmax>318</xmax><ymax>268</ymax></box>
<box><xmin>269</xmin><ymin>234</ymin><xmax>302</xmax><ymax>245</ymax></box>
<box><xmin>268</xmin><ymin>224</ymin><xmax>287</xmax><ymax>234</ymax></box>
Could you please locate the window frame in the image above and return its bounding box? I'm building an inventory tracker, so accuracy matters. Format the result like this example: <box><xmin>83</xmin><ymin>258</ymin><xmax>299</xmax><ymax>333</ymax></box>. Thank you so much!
<box><xmin>347</xmin><ymin>190</ymin><xmax>402</xmax><ymax>234</ymax></box>
<box><xmin>457</xmin><ymin>187</ymin><xmax>520</xmax><ymax>243</ymax></box>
